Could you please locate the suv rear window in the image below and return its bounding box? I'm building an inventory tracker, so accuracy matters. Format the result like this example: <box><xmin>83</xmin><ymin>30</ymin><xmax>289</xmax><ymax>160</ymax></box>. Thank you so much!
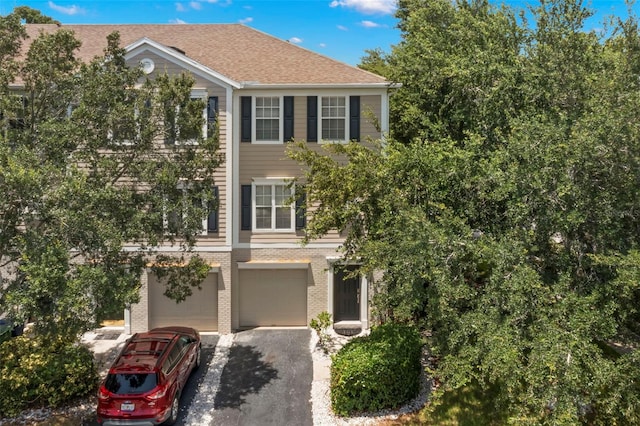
<box><xmin>105</xmin><ymin>373</ymin><xmax>158</xmax><ymax>395</ymax></box>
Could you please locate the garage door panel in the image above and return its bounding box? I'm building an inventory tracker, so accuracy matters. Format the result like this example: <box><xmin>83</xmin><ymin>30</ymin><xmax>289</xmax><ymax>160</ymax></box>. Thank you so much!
<box><xmin>148</xmin><ymin>273</ymin><xmax>218</xmax><ymax>331</ymax></box>
<box><xmin>239</xmin><ymin>269</ymin><xmax>307</xmax><ymax>327</ymax></box>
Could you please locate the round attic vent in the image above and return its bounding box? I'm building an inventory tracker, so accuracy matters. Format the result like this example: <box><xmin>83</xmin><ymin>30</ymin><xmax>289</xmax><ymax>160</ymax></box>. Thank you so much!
<box><xmin>140</xmin><ymin>58</ymin><xmax>155</xmax><ymax>74</ymax></box>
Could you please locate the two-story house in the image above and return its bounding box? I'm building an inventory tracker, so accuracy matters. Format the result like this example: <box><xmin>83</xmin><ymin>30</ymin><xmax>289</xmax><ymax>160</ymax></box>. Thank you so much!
<box><xmin>25</xmin><ymin>23</ymin><xmax>391</xmax><ymax>334</ymax></box>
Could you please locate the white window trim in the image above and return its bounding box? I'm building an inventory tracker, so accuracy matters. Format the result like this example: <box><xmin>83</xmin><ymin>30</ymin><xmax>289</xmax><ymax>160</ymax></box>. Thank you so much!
<box><xmin>169</xmin><ymin>88</ymin><xmax>208</xmax><ymax>146</ymax></box>
<box><xmin>318</xmin><ymin>95</ymin><xmax>349</xmax><ymax>144</ymax></box>
<box><xmin>106</xmin><ymin>84</ymin><xmax>146</xmax><ymax>146</ymax></box>
<box><xmin>252</xmin><ymin>95</ymin><xmax>283</xmax><ymax>144</ymax></box>
<box><xmin>251</xmin><ymin>178</ymin><xmax>295</xmax><ymax>232</ymax></box>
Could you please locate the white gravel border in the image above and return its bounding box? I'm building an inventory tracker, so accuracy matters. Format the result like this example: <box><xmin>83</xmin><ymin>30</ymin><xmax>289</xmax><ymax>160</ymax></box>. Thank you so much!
<box><xmin>183</xmin><ymin>333</ymin><xmax>235</xmax><ymax>426</ymax></box>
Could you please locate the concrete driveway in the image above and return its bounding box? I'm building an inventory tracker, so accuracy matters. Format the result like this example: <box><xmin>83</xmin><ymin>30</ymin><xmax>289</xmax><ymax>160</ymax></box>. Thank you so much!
<box><xmin>206</xmin><ymin>328</ymin><xmax>313</xmax><ymax>426</ymax></box>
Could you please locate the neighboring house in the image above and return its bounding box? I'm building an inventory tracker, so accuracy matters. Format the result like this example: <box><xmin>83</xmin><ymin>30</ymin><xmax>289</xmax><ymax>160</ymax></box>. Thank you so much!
<box><xmin>23</xmin><ymin>23</ymin><xmax>392</xmax><ymax>334</ymax></box>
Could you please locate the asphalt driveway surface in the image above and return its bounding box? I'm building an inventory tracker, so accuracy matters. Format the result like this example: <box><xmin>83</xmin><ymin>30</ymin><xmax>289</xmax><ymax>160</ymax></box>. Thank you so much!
<box><xmin>210</xmin><ymin>328</ymin><xmax>313</xmax><ymax>426</ymax></box>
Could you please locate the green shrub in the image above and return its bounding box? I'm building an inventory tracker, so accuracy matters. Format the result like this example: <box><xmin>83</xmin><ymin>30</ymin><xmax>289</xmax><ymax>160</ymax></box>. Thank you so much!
<box><xmin>330</xmin><ymin>322</ymin><xmax>422</xmax><ymax>416</ymax></box>
<box><xmin>310</xmin><ymin>311</ymin><xmax>333</xmax><ymax>353</ymax></box>
<box><xmin>0</xmin><ymin>335</ymin><xmax>98</xmax><ymax>417</ymax></box>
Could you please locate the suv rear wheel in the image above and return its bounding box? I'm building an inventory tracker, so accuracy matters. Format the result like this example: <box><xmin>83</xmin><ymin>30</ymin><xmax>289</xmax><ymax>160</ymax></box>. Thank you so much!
<box><xmin>195</xmin><ymin>344</ymin><xmax>202</xmax><ymax>370</ymax></box>
<box><xmin>164</xmin><ymin>392</ymin><xmax>180</xmax><ymax>426</ymax></box>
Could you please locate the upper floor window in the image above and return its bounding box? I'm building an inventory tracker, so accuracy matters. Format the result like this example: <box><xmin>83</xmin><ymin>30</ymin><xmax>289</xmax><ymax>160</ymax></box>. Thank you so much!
<box><xmin>306</xmin><ymin>95</ymin><xmax>359</xmax><ymax>143</ymax></box>
<box><xmin>321</xmin><ymin>96</ymin><xmax>346</xmax><ymax>141</ymax></box>
<box><xmin>239</xmin><ymin>95</ymin><xmax>360</xmax><ymax>144</ymax></box>
<box><xmin>255</xmin><ymin>96</ymin><xmax>281</xmax><ymax>142</ymax></box>
<box><xmin>165</xmin><ymin>89</ymin><xmax>208</xmax><ymax>145</ymax></box>
<box><xmin>240</xmin><ymin>96</ymin><xmax>293</xmax><ymax>144</ymax></box>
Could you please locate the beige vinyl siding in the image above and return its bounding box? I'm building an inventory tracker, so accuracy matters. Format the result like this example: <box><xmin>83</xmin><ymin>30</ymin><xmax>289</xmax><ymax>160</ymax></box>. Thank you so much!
<box><xmin>237</xmin><ymin>93</ymin><xmax>383</xmax><ymax>245</ymax></box>
<box><xmin>127</xmin><ymin>53</ymin><xmax>229</xmax><ymax>243</ymax></box>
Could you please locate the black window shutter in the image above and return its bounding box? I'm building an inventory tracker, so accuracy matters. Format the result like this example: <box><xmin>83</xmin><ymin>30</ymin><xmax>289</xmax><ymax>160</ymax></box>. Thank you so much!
<box><xmin>207</xmin><ymin>96</ymin><xmax>219</xmax><ymax>123</ymax></box>
<box><xmin>307</xmin><ymin>96</ymin><xmax>317</xmax><ymax>142</ymax></box>
<box><xmin>284</xmin><ymin>96</ymin><xmax>294</xmax><ymax>141</ymax></box>
<box><xmin>207</xmin><ymin>186</ymin><xmax>219</xmax><ymax>233</ymax></box>
<box><xmin>241</xmin><ymin>185</ymin><xmax>252</xmax><ymax>230</ymax></box>
<box><xmin>295</xmin><ymin>191</ymin><xmax>306</xmax><ymax>230</ymax></box>
<box><xmin>349</xmin><ymin>96</ymin><xmax>360</xmax><ymax>142</ymax></box>
<box><xmin>241</xmin><ymin>96</ymin><xmax>252</xmax><ymax>142</ymax></box>
<box><xmin>207</xmin><ymin>96</ymin><xmax>219</xmax><ymax>139</ymax></box>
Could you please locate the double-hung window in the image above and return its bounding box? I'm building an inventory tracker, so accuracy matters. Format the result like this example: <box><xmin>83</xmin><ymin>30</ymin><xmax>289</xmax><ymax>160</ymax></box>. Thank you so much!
<box><xmin>164</xmin><ymin>184</ymin><xmax>219</xmax><ymax>236</ymax></box>
<box><xmin>321</xmin><ymin>96</ymin><xmax>346</xmax><ymax>141</ymax></box>
<box><xmin>253</xmin><ymin>180</ymin><xmax>294</xmax><ymax>231</ymax></box>
<box><xmin>255</xmin><ymin>96</ymin><xmax>281</xmax><ymax>143</ymax></box>
<box><xmin>165</xmin><ymin>89</ymin><xmax>208</xmax><ymax>145</ymax></box>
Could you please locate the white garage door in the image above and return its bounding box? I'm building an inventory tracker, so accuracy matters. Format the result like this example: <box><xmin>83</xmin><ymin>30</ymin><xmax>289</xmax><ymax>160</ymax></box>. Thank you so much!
<box><xmin>239</xmin><ymin>269</ymin><xmax>307</xmax><ymax>327</ymax></box>
<box><xmin>148</xmin><ymin>272</ymin><xmax>218</xmax><ymax>331</ymax></box>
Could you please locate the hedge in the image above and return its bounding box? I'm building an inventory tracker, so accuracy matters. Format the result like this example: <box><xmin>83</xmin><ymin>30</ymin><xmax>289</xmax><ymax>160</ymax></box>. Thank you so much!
<box><xmin>0</xmin><ymin>335</ymin><xmax>98</xmax><ymax>417</ymax></box>
<box><xmin>330</xmin><ymin>322</ymin><xmax>422</xmax><ymax>416</ymax></box>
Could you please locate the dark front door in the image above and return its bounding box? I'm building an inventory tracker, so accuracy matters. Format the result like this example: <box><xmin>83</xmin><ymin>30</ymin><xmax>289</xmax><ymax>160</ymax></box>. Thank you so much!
<box><xmin>333</xmin><ymin>266</ymin><xmax>360</xmax><ymax>321</ymax></box>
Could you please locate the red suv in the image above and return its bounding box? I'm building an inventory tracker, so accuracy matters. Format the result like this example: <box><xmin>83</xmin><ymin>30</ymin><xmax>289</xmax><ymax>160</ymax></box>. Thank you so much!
<box><xmin>97</xmin><ymin>326</ymin><xmax>201</xmax><ymax>425</ymax></box>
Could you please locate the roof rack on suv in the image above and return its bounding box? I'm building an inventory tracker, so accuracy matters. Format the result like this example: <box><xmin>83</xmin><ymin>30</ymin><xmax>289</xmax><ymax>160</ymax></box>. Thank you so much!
<box><xmin>120</xmin><ymin>333</ymin><xmax>177</xmax><ymax>364</ymax></box>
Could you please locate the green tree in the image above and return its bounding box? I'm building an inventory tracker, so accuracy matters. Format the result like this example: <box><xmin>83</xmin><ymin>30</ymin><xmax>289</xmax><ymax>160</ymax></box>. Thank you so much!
<box><xmin>358</xmin><ymin>48</ymin><xmax>391</xmax><ymax>78</ymax></box>
<box><xmin>0</xmin><ymin>15</ymin><xmax>222</xmax><ymax>340</ymax></box>
<box><xmin>289</xmin><ymin>0</ymin><xmax>640</xmax><ymax>423</ymax></box>
<box><xmin>12</xmin><ymin>6</ymin><xmax>60</xmax><ymax>24</ymax></box>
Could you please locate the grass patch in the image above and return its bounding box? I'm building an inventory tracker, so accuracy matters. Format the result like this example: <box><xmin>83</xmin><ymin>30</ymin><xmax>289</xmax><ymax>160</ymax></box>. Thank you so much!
<box><xmin>379</xmin><ymin>381</ymin><xmax>508</xmax><ymax>426</ymax></box>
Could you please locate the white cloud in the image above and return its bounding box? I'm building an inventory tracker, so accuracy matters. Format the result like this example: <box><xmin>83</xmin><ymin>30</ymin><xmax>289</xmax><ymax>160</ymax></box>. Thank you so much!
<box><xmin>176</xmin><ymin>2</ymin><xmax>186</xmax><ymax>11</ymax></box>
<box><xmin>170</xmin><ymin>18</ymin><xmax>187</xmax><ymax>24</ymax></box>
<box><xmin>190</xmin><ymin>1</ymin><xmax>202</xmax><ymax>10</ymax></box>
<box><xmin>329</xmin><ymin>0</ymin><xmax>396</xmax><ymax>15</ymax></box>
<box><xmin>319</xmin><ymin>43</ymin><xmax>327</xmax><ymax>48</ymax></box>
<box><xmin>337</xmin><ymin>25</ymin><xmax>348</xmax><ymax>31</ymax></box>
<box><xmin>239</xmin><ymin>17</ymin><xmax>253</xmax><ymax>24</ymax></box>
<box><xmin>48</xmin><ymin>1</ymin><xmax>84</xmax><ymax>15</ymax></box>
<box><xmin>360</xmin><ymin>20</ymin><xmax>381</xmax><ymax>28</ymax></box>
<box><xmin>289</xmin><ymin>37</ymin><xmax>303</xmax><ymax>44</ymax></box>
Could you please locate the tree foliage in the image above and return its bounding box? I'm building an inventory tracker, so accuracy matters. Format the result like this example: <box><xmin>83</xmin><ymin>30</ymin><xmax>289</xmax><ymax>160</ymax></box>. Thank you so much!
<box><xmin>12</xmin><ymin>6</ymin><xmax>60</xmax><ymax>24</ymax></box>
<box><xmin>0</xmin><ymin>12</ymin><xmax>222</xmax><ymax>340</ymax></box>
<box><xmin>290</xmin><ymin>0</ymin><xmax>640</xmax><ymax>422</ymax></box>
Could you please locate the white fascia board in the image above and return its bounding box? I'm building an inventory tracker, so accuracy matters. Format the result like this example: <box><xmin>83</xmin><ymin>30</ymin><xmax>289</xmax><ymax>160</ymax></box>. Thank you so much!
<box><xmin>124</xmin><ymin>37</ymin><xmax>242</xmax><ymax>89</ymax></box>
<box><xmin>240</xmin><ymin>83</ymin><xmax>395</xmax><ymax>90</ymax></box>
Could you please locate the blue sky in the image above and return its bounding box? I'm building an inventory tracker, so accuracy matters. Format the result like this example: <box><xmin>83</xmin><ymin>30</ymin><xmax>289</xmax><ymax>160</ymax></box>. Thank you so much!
<box><xmin>0</xmin><ymin>1</ymin><xmax>637</xmax><ymax>66</ymax></box>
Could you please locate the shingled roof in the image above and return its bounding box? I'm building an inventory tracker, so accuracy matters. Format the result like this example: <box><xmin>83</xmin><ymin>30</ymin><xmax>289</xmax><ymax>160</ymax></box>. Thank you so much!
<box><xmin>23</xmin><ymin>23</ymin><xmax>389</xmax><ymax>87</ymax></box>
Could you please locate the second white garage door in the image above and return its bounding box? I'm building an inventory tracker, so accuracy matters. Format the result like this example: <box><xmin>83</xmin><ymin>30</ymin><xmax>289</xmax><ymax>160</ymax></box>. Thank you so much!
<box><xmin>148</xmin><ymin>272</ymin><xmax>218</xmax><ymax>331</ymax></box>
<box><xmin>239</xmin><ymin>269</ymin><xmax>307</xmax><ymax>327</ymax></box>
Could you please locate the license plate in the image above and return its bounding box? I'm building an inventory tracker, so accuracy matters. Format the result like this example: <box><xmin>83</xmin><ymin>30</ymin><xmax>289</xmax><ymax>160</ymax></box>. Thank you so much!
<box><xmin>121</xmin><ymin>403</ymin><xmax>135</xmax><ymax>411</ymax></box>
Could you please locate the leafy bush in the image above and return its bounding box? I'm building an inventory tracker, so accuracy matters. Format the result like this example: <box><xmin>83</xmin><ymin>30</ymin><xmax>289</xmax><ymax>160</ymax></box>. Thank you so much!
<box><xmin>310</xmin><ymin>311</ymin><xmax>333</xmax><ymax>353</ymax></box>
<box><xmin>330</xmin><ymin>322</ymin><xmax>422</xmax><ymax>416</ymax></box>
<box><xmin>0</xmin><ymin>335</ymin><xmax>98</xmax><ymax>417</ymax></box>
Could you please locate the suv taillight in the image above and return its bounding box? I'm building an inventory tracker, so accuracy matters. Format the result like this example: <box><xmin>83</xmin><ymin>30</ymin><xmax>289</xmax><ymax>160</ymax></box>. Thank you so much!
<box><xmin>98</xmin><ymin>385</ymin><xmax>110</xmax><ymax>401</ymax></box>
<box><xmin>146</xmin><ymin>385</ymin><xmax>167</xmax><ymax>401</ymax></box>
